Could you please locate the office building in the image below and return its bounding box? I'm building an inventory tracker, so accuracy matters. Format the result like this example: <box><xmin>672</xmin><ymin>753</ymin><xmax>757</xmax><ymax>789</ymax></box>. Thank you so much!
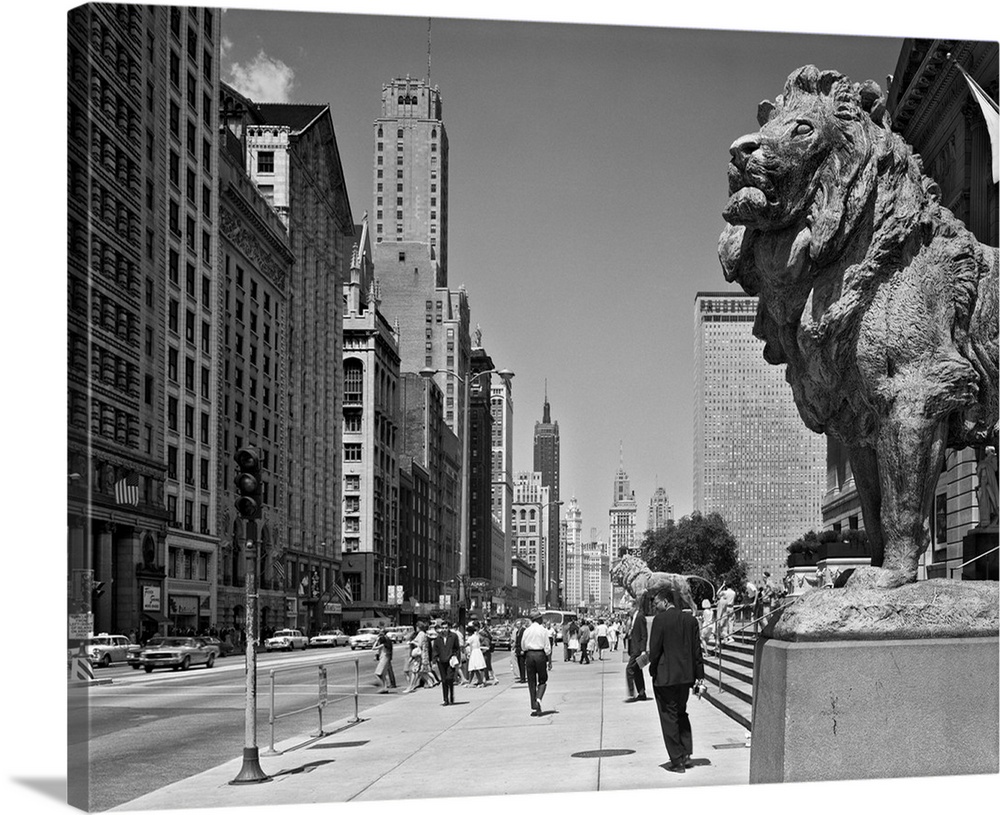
<box><xmin>512</xmin><ymin>471</ymin><xmax>552</xmax><ymax>607</ymax></box>
<box><xmin>68</xmin><ymin>5</ymin><xmax>222</xmax><ymax>641</ymax></box>
<box><xmin>491</xmin><ymin>372</ymin><xmax>515</xmax><ymax>585</ymax></box>
<box><xmin>693</xmin><ymin>292</ymin><xmax>826</xmax><ymax>583</ymax></box>
<box><xmin>647</xmin><ymin>485</ymin><xmax>674</xmax><ymax>532</ymax></box>
<box><xmin>608</xmin><ymin>448</ymin><xmax>638</xmax><ymax>557</ymax></box>
<box><xmin>533</xmin><ymin>386</ymin><xmax>561</xmax><ymax>605</ymax></box>
<box><xmin>563</xmin><ymin>497</ymin><xmax>584</xmax><ymax>609</ymax></box>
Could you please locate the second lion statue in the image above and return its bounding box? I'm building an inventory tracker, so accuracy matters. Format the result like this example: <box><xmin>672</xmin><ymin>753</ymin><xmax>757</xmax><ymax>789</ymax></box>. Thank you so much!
<box><xmin>719</xmin><ymin>65</ymin><xmax>998</xmax><ymax>588</ymax></box>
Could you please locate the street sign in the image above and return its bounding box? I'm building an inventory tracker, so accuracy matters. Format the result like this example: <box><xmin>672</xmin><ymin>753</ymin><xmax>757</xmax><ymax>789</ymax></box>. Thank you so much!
<box><xmin>323</xmin><ymin>602</ymin><xmax>342</xmax><ymax>614</ymax></box>
<box><xmin>68</xmin><ymin>613</ymin><xmax>93</xmax><ymax>640</ymax></box>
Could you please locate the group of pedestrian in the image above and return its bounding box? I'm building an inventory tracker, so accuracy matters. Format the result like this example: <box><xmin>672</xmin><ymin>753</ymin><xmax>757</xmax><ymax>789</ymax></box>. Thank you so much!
<box><xmin>624</xmin><ymin>589</ymin><xmax>706</xmax><ymax>775</ymax></box>
<box><xmin>371</xmin><ymin>619</ymin><xmax>500</xmax><ymax>704</ymax></box>
<box><xmin>562</xmin><ymin>617</ymin><xmax>621</xmax><ymax>663</ymax></box>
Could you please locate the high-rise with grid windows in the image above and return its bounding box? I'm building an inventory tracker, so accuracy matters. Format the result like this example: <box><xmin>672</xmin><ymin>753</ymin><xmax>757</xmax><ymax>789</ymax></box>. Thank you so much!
<box><xmin>693</xmin><ymin>292</ymin><xmax>826</xmax><ymax>583</ymax></box>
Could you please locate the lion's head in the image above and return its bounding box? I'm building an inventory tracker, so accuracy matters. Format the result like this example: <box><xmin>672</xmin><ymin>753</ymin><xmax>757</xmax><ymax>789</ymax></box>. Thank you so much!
<box><xmin>719</xmin><ymin>66</ymin><xmax>915</xmax><ymax>286</ymax></box>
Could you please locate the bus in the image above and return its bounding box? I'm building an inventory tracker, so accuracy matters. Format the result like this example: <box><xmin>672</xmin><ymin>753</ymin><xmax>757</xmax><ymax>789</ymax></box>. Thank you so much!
<box><xmin>538</xmin><ymin>610</ymin><xmax>577</xmax><ymax>641</ymax></box>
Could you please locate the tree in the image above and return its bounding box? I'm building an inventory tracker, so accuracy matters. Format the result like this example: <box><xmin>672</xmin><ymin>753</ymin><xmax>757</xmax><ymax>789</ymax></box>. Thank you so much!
<box><xmin>639</xmin><ymin>512</ymin><xmax>748</xmax><ymax>605</ymax></box>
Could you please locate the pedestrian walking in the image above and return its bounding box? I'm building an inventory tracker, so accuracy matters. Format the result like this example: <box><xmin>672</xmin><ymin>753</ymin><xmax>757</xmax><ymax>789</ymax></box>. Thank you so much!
<box><xmin>717</xmin><ymin>584</ymin><xmax>736</xmax><ymax>643</ymax></box>
<box><xmin>561</xmin><ymin>621</ymin><xmax>571</xmax><ymax>662</ymax></box>
<box><xmin>566</xmin><ymin>619</ymin><xmax>580</xmax><ymax>662</ymax></box>
<box><xmin>648</xmin><ymin>588</ymin><xmax>706</xmax><ymax>773</ymax></box>
<box><xmin>578</xmin><ymin>620</ymin><xmax>591</xmax><ymax>664</ymax></box>
<box><xmin>513</xmin><ymin>619</ymin><xmax>528</xmax><ymax>683</ymax></box>
<box><xmin>699</xmin><ymin>599</ymin><xmax>716</xmax><ymax>655</ymax></box>
<box><xmin>479</xmin><ymin>623</ymin><xmax>496</xmax><ymax>683</ymax></box>
<box><xmin>608</xmin><ymin>621</ymin><xmax>619</xmax><ymax>652</ymax></box>
<box><xmin>520</xmin><ymin>612</ymin><xmax>552</xmax><ymax>716</ymax></box>
<box><xmin>373</xmin><ymin>629</ymin><xmax>392</xmax><ymax>693</ymax></box>
<box><xmin>596</xmin><ymin>619</ymin><xmax>609</xmax><ymax>660</ymax></box>
<box><xmin>625</xmin><ymin>604</ymin><xmax>648</xmax><ymax>702</ymax></box>
<box><xmin>432</xmin><ymin>621</ymin><xmax>461</xmax><ymax>705</ymax></box>
<box><xmin>466</xmin><ymin>624</ymin><xmax>487</xmax><ymax>687</ymax></box>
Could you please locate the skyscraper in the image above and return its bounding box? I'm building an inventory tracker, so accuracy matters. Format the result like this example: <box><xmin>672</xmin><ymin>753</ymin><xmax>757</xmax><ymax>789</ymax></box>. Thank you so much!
<box><xmin>491</xmin><ymin>374</ymin><xmax>515</xmax><ymax>583</ymax></box>
<box><xmin>533</xmin><ymin>385</ymin><xmax>561</xmax><ymax>606</ymax></box>
<box><xmin>609</xmin><ymin>446</ymin><xmax>638</xmax><ymax>557</ymax></box>
<box><xmin>563</xmin><ymin>497</ymin><xmax>584</xmax><ymax>609</ymax></box>
<box><xmin>693</xmin><ymin>292</ymin><xmax>826</xmax><ymax>582</ymax></box>
<box><xmin>647</xmin><ymin>485</ymin><xmax>674</xmax><ymax>532</ymax></box>
<box><xmin>370</xmin><ymin>76</ymin><xmax>469</xmax><ymax>443</ymax></box>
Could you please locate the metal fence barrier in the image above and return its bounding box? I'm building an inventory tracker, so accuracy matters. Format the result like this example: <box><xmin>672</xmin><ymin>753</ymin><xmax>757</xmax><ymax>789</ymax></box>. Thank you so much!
<box><xmin>262</xmin><ymin>656</ymin><xmax>362</xmax><ymax>755</ymax></box>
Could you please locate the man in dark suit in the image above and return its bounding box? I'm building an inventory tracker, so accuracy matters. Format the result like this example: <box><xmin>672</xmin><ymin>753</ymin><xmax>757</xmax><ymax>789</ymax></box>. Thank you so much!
<box><xmin>431</xmin><ymin>621</ymin><xmax>461</xmax><ymax>705</ymax></box>
<box><xmin>513</xmin><ymin>619</ymin><xmax>528</xmax><ymax>683</ymax></box>
<box><xmin>648</xmin><ymin>588</ymin><xmax>705</xmax><ymax>773</ymax></box>
<box><xmin>625</xmin><ymin>602</ymin><xmax>648</xmax><ymax>702</ymax></box>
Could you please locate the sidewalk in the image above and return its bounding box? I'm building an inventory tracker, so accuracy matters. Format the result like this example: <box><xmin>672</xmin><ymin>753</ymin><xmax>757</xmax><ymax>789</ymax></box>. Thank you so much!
<box><xmin>111</xmin><ymin>650</ymin><xmax>750</xmax><ymax>810</ymax></box>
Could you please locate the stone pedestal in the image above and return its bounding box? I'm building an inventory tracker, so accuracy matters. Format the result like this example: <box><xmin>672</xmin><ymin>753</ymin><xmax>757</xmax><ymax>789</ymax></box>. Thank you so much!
<box><xmin>749</xmin><ymin>636</ymin><xmax>999</xmax><ymax>783</ymax></box>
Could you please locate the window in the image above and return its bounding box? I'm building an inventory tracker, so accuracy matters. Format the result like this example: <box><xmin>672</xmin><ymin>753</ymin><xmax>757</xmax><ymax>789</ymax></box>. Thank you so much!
<box><xmin>203</xmin><ymin>139</ymin><xmax>212</xmax><ymax>173</ymax></box>
<box><xmin>344</xmin><ymin>444</ymin><xmax>362</xmax><ymax>461</ymax></box>
<box><xmin>184</xmin><ymin>357</ymin><xmax>195</xmax><ymax>390</ymax></box>
<box><xmin>184</xmin><ymin>452</ymin><xmax>194</xmax><ymax>485</ymax></box>
<box><xmin>168</xmin><ymin>348</ymin><xmax>178</xmax><ymax>381</ymax></box>
<box><xmin>202</xmin><ymin>92</ymin><xmax>211</xmax><ymax>122</ymax></box>
<box><xmin>201</xmin><ymin>366</ymin><xmax>210</xmax><ymax>398</ymax></box>
<box><xmin>344</xmin><ymin>361</ymin><xmax>363</xmax><ymax>403</ymax></box>
<box><xmin>187</xmin><ymin>26</ymin><xmax>197</xmax><ymax>57</ymax></box>
<box><xmin>344</xmin><ymin>413</ymin><xmax>362</xmax><ymax>433</ymax></box>
<box><xmin>184</xmin><ymin>404</ymin><xmax>194</xmax><ymax>438</ymax></box>
<box><xmin>169</xmin><ymin>248</ymin><xmax>179</xmax><ymax>284</ymax></box>
<box><xmin>185</xmin><ymin>309</ymin><xmax>195</xmax><ymax>342</ymax></box>
<box><xmin>200</xmin><ymin>457</ymin><xmax>209</xmax><ymax>490</ymax></box>
<box><xmin>200</xmin><ymin>504</ymin><xmax>209</xmax><ymax>535</ymax></box>
<box><xmin>203</xmin><ymin>49</ymin><xmax>212</xmax><ymax>81</ymax></box>
<box><xmin>200</xmin><ymin>411</ymin><xmax>209</xmax><ymax>444</ymax></box>
<box><xmin>186</xmin><ymin>216</ymin><xmax>195</xmax><ymax>250</ymax></box>
<box><xmin>186</xmin><ymin>263</ymin><xmax>196</xmax><ymax>297</ymax></box>
<box><xmin>169</xmin><ymin>151</ymin><xmax>179</xmax><ymax>185</ymax></box>
<box><xmin>167</xmin><ymin>396</ymin><xmax>178</xmax><ymax>430</ymax></box>
<box><xmin>202</xmin><ymin>184</ymin><xmax>211</xmax><ymax>214</ymax></box>
<box><xmin>186</xmin><ymin>72</ymin><xmax>197</xmax><ymax>107</ymax></box>
<box><xmin>201</xmin><ymin>320</ymin><xmax>210</xmax><ymax>352</ymax></box>
<box><xmin>169</xmin><ymin>101</ymin><xmax>179</xmax><ymax>137</ymax></box>
<box><xmin>168</xmin><ymin>299</ymin><xmax>179</xmax><ymax>332</ymax></box>
<box><xmin>257</xmin><ymin>151</ymin><xmax>274</xmax><ymax>173</ymax></box>
<box><xmin>169</xmin><ymin>50</ymin><xmax>180</xmax><ymax>87</ymax></box>
<box><xmin>186</xmin><ymin>168</ymin><xmax>196</xmax><ymax>203</ymax></box>
<box><xmin>202</xmin><ymin>230</ymin><xmax>211</xmax><ymax>263</ymax></box>
<box><xmin>184</xmin><ymin>499</ymin><xmax>193</xmax><ymax>531</ymax></box>
<box><xmin>167</xmin><ymin>446</ymin><xmax>178</xmax><ymax>479</ymax></box>
<box><xmin>187</xmin><ymin>120</ymin><xmax>196</xmax><ymax>154</ymax></box>
<box><xmin>144</xmin><ymin>375</ymin><xmax>153</xmax><ymax>405</ymax></box>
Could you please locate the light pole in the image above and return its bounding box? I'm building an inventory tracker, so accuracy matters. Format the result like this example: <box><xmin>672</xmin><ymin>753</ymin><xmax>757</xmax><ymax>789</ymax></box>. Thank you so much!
<box><xmin>420</xmin><ymin>365</ymin><xmax>514</xmax><ymax>620</ymax></box>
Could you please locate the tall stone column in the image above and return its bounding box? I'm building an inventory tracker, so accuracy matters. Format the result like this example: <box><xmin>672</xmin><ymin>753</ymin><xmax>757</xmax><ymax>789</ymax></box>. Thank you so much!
<box><xmin>115</xmin><ymin>527</ymin><xmax>141</xmax><ymax>634</ymax></box>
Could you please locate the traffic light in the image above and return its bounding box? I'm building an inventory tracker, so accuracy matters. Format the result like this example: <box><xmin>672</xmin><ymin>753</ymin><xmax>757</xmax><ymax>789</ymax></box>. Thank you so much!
<box><xmin>234</xmin><ymin>447</ymin><xmax>263</xmax><ymax>520</ymax></box>
<box><xmin>92</xmin><ymin>581</ymin><xmax>106</xmax><ymax>602</ymax></box>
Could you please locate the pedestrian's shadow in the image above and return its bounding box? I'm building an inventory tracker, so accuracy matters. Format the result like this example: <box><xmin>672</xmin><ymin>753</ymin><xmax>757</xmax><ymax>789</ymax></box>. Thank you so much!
<box><xmin>656</xmin><ymin>758</ymin><xmax>712</xmax><ymax>772</ymax></box>
<box><xmin>450</xmin><ymin>701</ymin><xmax>471</xmax><ymax>706</ymax></box>
<box><xmin>536</xmin><ymin>709</ymin><xmax>557</xmax><ymax>717</ymax></box>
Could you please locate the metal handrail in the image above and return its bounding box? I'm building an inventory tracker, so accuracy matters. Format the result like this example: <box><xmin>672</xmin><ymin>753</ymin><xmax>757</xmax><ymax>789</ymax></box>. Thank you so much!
<box><xmin>709</xmin><ymin>598</ymin><xmax>797</xmax><ymax>694</ymax></box>
<box><xmin>262</xmin><ymin>656</ymin><xmax>362</xmax><ymax>756</ymax></box>
<box><xmin>949</xmin><ymin>544</ymin><xmax>999</xmax><ymax>577</ymax></box>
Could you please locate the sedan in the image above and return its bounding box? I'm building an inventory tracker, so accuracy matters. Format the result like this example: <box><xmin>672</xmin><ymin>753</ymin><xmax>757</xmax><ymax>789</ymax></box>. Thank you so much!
<box><xmin>349</xmin><ymin>628</ymin><xmax>380</xmax><ymax>650</ymax></box>
<box><xmin>195</xmin><ymin>636</ymin><xmax>230</xmax><ymax>659</ymax></box>
<box><xmin>137</xmin><ymin>637</ymin><xmax>216</xmax><ymax>672</ymax></box>
<box><xmin>309</xmin><ymin>629</ymin><xmax>349</xmax><ymax>648</ymax></box>
<box><xmin>264</xmin><ymin>629</ymin><xmax>309</xmax><ymax>651</ymax></box>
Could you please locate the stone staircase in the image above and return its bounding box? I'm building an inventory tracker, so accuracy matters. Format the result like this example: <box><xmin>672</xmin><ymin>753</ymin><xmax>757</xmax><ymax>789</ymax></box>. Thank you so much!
<box><xmin>701</xmin><ymin>630</ymin><xmax>756</xmax><ymax>732</ymax></box>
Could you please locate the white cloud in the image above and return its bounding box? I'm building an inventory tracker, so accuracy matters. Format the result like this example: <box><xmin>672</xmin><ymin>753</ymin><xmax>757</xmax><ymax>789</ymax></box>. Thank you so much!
<box><xmin>227</xmin><ymin>50</ymin><xmax>295</xmax><ymax>103</ymax></box>
<box><xmin>221</xmin><ymin>36</ymin><xmax>233</xmax><ymax>59</ymax></box>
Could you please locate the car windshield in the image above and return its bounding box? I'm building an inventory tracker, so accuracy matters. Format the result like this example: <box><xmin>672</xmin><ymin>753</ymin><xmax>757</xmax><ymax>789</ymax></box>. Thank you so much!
<box><xmin>155</xmin><ymin>638</ymin><xmax>190</xmax><ymax>647</ymax></box>
<box><xmin>273</xmin><ymin>631</ymin><xmax>297</xmax><ymax>636</ymax></box>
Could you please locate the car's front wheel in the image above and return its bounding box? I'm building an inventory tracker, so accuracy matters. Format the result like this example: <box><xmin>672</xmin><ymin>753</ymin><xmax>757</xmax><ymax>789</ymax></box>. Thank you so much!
<box><xmin>100</xmin><ymin>653</ymin><xmax>111</xmax><ymax>668</ymax></box>
<box><xmin>144</xmin><ymin>666</ymin><xmax>153</xmax><ymax>673</ymax></box>
<box><xmin>206</xmin><ymin>653</ymin><xmax>215</xmax><ymax>668</ymax></box>
<box><xmin>180</xmin><ymin>656</ymin><xmax>191</xmax><ymax>671</ymax></box>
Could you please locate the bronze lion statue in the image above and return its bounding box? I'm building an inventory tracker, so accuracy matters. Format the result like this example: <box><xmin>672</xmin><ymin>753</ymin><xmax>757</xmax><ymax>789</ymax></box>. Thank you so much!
<box><xmin>719</xmin><ymin>65</ymin><xmax>998</xmax><ymax>588</ymax></box>
<box><xmin>610</xmin><ymin>554</ymin><xmax>699</xmax><ymax>614</ymax></box>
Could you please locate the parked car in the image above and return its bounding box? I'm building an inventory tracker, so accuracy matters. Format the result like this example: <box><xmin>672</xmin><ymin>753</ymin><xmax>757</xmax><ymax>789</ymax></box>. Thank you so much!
<box><xmin>309</xmin><ymin>629</ymin><xmax>349</xmax><ymax>648</ymax></box>
<box><xmin>79</xmin><ymin>634</ymin><xmax>140</xmax><ymax>668</ymax></box>
<box><xmin>349</xmin><ymin>628</ymin><xmax>381</xmax><ymax>650</ymax></box>
<box><xmin>264</xmin><ymin>628</ymin><xmax>308</xmax><ymax>651</ymax></box>
<box><xmin>137</xmin><ymin>637</ymin><xmax>216</xmax><ymax>672</ymax></box>
<box><xmin>491</xmin><ymin>626</ymin><xmax>512</xmax><ymax>650</ymax></box>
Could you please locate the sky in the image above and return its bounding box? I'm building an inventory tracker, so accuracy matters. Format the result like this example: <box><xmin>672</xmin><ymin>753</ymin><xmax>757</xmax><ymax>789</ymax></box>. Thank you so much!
<box><xmin>217</xmin><ymin>5</ymin><xmax>906</xmax><ymax>537</ymax></box>
<box><xmin>2</xmin><ymin>4</ymin><xmax>996</xmax><ymax>815</ymax></box>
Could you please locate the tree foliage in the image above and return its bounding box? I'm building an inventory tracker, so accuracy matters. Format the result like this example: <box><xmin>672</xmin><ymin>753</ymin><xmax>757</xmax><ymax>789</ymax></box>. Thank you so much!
<box><xmin>639</xmin><ymin>511</ymin><xmax>748</xmax><ymax>605</ymax></box>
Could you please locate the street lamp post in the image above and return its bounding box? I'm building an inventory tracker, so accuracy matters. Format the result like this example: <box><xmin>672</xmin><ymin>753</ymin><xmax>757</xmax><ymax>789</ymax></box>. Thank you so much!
<box><xmin>420</xmin><ymin>365</ymin><xmax>514</xmax><ymax>621</ymax></box>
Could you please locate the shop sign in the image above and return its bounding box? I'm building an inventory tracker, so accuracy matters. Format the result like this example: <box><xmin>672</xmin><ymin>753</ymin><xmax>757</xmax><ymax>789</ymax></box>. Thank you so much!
<box><xmin>323</xmin><ymin>603</ymin><xmax>342</xmax><ymax>614</ymax></box>
<box><xmin>142</xmin><ymin>585</ymin><xmax>161</xmax><ymax>611</ymax></box>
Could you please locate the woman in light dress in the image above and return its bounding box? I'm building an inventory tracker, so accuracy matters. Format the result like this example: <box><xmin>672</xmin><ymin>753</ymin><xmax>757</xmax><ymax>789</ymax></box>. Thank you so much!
<box><xmin>465</xmin><ymin>624</ymin><xmax>487</xmax><ymax>687</ymax></box>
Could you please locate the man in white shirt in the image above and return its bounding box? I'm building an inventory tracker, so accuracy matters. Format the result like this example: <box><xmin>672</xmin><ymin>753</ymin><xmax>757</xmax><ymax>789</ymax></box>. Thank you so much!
<box><xmin>520</xmin><ymin>612</ymin><xmax>552</xmax><ymax>716</ymax></box>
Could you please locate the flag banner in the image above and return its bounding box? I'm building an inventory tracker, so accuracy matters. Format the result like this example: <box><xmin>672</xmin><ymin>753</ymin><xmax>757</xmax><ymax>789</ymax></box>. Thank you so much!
<box><xmin>114</xmin><ymin>472</ymin><xmax>139</xmax><ymax>506</ymax></box>
<box><xmin>332</xmin><ymin>581</ymin><xmax>353</xmax><ymax>605</ymax></box>
<box><xmin>954</xmin><ymin>61</ymin><xmax>999</xmax><ymax>183</ymax></box>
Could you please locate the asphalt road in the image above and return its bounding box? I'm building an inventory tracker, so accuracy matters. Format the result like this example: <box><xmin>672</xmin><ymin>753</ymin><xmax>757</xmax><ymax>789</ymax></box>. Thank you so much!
<box><xmin>72</xmin><ymin>646</ymin><xmax>402</xmax><ymax>812</ymax></box>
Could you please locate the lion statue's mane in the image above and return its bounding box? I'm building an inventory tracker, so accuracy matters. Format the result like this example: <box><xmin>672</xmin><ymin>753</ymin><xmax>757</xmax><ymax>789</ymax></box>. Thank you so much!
<box><xmin>719</xmin><ymin>65</ymin><xmax>998</xmax><ymax>588</ymax></box>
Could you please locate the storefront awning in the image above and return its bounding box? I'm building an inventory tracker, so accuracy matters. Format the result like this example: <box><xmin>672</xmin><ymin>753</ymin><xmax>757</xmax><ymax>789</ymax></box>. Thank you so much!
<box><xmin>142</xmin><ymin>611</ymin><xmax>169</xmax><ymax>624</ymax></box>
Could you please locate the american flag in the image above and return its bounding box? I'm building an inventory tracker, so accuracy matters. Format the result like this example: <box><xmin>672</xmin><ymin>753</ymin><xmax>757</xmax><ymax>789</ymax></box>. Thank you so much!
<box><xmin>114</xmin><ymin>472</ymin><xmax>139</xmax><ymax>506</ymax></box>
<box><xmin>273</xmin><ymin>559</ymin><xmax>285</xmax><ymax>584</ymax></box>
<box><xmin>332</xmin><ymin>580</ymin><xmax>353</xmax><ymax>605</ymax></box>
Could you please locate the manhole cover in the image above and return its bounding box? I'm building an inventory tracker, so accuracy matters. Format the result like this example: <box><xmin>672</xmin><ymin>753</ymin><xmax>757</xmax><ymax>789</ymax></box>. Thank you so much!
<box><xmin>571</xmin><ymin>749</ymin><xmax>635</xmax><ymax>759</ymax></box>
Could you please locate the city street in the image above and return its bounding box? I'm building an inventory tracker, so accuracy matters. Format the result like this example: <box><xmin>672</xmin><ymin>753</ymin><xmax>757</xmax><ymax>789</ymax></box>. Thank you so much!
<box><xmin>72</xmin><ymin>648</ymin><xmax>398</xmax><ymax>812</ymax></box>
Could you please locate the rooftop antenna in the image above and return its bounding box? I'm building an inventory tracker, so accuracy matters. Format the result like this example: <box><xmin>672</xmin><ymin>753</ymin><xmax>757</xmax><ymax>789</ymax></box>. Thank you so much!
<box><xmin>427</xmin><ymin>18</ymin><xmax>432</xmax><ymax>84</ymax></box>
